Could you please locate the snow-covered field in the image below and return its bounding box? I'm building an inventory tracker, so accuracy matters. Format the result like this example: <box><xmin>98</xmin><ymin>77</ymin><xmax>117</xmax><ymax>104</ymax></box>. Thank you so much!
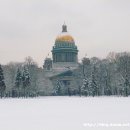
<box><xmin>0</xmin><ymin>97</ymin><xmax>130</xmax><ymax>130</ymax></box>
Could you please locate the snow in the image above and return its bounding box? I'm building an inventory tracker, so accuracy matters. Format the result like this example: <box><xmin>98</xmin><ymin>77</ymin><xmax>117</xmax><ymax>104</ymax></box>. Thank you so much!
<box><xmin>0</xmin><ymin>96</ymin><xmax>130</xmax><ymax>130</ymax></box>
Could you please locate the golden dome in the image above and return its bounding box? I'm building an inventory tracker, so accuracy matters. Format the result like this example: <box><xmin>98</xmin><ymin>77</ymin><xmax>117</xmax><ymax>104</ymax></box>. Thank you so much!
<box><xmin>56</xmin><ymin>34</ymin><xmax>74</xmax><ymax>42</ymax></box>
<box><xmin>55</xmin><ymin>24</ymin><xmax>75</xmax><ymax>44</ymax></box>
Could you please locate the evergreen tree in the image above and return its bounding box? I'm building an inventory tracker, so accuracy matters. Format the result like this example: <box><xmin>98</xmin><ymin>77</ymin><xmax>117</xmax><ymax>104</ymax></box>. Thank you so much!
<box><xmin>81</xmin><ymin>78</ymin><xmax>89</xmax><ymax>96</ymax></box>
<box><xmin>55</xmin><ymin>80</ymin><xmax>62</xmax><ymax>95</ymax></box>
<box><xmin>91</xmin><ymin>71</ymin><xmax>98</xmax><ymax>96</ymax></box>
<box><xmin>81</xmin><ymin>57</ymin><xmax>91</xmax><ymax>96</ymax></box>
<box><xmin>15</xmin><ymin>68</ymin><xmax>22</xmax><ymax>89</ymax></box>
<box><xmin>88</xmin><ymin>65</ymin><xmax>99</xmax><ymax>96</ymax></box>
<box><xmin>15</xmin><ymin>68</ymin><xmax>22</xmax><ymax>97</ymax></box>
<box><xmin>22</xmin><ymin>66</ymin><xmax>30</xmax><ymax>97</ymax></box>
<box><xmin>88</xmin><ymin>80</ymin><xmax>93</xmax><ymax>96</ymax></box>
<box><xmin>0</xmin><ymin>64</ymin><xmax>6</xmax><ymax>98</ymax></box>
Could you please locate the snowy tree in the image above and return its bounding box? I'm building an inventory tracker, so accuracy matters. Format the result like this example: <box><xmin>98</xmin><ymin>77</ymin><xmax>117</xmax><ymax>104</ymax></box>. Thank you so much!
<box><xmin>80</xmin><ymin>57</ymin><xmax>91</xmax><ymax>96</ymax></box>
<box><xmin>81</xmin><ymin>78</ymin><xmax>89</xmax><ymax>96</ymax></box>
<box><xmin>15</xmin><ymin>68</ymin><xmax>22</xmax><ymax>88</ymax></box>
<box><xmin>115</xmin><ymin>52</ymin><xmax>130</xmax><ymax>96</ymax></box>
<box><xmin>91</xmin><ymin>67</ymin><xmax>99</xmax><ymax>96</ymax></box>
<box><xmin>0</xmin><ymin>64</ymin><xmax>6</xmax><ymax>98</ymax></box>
<box><xmin>24</xmin><ymin>56</ymin><xmax>38</xmax><ymax>93</ymax></box>
<box><xmin>54</xmin><ymin>80</ymin><xmax>63</xmax><ymax>95</ymax></box>
<box><xmin>15</xmin><ymin>68</ymin><xmax>22</xmax><ymax>97</ymax></box>
<box><xmin>22</xmin><ymin>66</ymin><xmax>30</xmax><ymax>97</ymax></box>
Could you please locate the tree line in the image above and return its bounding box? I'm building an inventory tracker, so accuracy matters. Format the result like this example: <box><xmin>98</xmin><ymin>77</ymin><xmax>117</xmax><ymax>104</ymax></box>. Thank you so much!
<box><xmin>0</xmin><ymin>56</ymin><xmax>39</xmax><ymax>98</ymax></box>
<box><xmin>77</xmin><ymin>52</ymin><xmax>130</xmax><ymax>97</ymax></box>
<box><xmin>0</xmin><ymin>52</ymin><xmax>130</xmax><ymax>98</ymax></box>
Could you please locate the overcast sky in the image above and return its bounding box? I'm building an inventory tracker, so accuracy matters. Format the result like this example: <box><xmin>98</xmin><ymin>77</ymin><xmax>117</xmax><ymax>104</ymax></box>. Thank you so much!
<box><xmin>0</xmin><ymin>0</ymin><xmax>130</xmax><ymax>66</ymax></box>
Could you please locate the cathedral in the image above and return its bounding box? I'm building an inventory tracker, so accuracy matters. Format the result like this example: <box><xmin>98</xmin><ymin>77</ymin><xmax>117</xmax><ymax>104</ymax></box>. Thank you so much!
<box><xmin>43</xmin><ymin>24</ymin><xmax>80</xmax><ymax>95</ymax></box>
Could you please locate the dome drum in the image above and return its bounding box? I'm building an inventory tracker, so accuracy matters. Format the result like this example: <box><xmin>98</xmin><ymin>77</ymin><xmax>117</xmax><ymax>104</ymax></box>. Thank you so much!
<box><xmin>52</xmin><ymin>52</ymin><xmax>78</xmax><ymax>63</ymax></box>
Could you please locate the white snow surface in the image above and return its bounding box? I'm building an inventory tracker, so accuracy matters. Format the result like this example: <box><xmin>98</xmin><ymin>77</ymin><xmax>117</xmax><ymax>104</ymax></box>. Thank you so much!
<box><xmin>0</xmin><ymin>96</ymin><xmax>130</xmax><ymax>130</ymax></box>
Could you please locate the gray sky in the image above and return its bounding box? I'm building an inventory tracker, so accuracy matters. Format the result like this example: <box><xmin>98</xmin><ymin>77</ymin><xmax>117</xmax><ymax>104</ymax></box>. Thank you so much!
<box><xmin>0</xmin><ymin>0</ymin><xmax>130</xmax><ymax>66</ymax></box>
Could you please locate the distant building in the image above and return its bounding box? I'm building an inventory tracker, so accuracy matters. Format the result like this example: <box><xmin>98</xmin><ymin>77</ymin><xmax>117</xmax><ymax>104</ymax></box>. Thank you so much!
<box><xmin>43</xmin><ymin>24</ymin><xmax>79</xmax><ymax>95</ymax></box>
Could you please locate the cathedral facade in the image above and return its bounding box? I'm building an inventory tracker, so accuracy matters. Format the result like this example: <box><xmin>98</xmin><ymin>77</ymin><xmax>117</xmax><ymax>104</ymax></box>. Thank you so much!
<box><xmin>43</xmin><ymin>24</ymin><xmax>80</xmax><ymax>95</ymax></box>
